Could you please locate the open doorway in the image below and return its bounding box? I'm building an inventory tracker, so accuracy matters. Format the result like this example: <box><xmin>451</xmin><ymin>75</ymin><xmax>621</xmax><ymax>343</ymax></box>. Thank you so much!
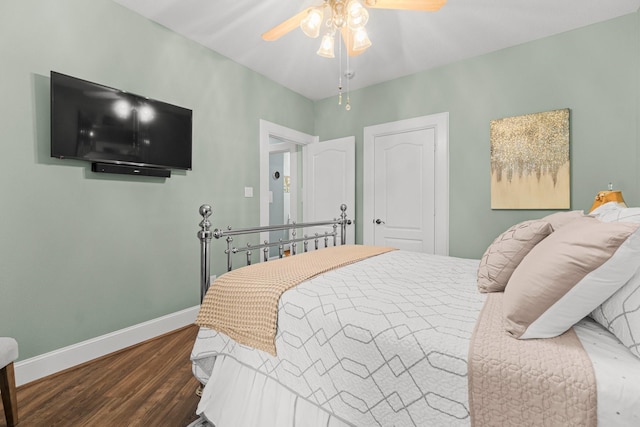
<box><xmin>268</xmin><ymin>143</ymin><xmax>296</xmax><ymax>257</ymax></box>
<box><xmin>259</xmin><ymin>120</ymin><xmax>317</xmax><ymax>256</ymax></box>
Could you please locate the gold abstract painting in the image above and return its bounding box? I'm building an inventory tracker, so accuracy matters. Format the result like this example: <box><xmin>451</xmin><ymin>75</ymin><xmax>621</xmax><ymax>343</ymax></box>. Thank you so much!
<box><xmin>490</xmin><ymin>109</ymin><xmax>570</xmax><ymax>209</ymax></box>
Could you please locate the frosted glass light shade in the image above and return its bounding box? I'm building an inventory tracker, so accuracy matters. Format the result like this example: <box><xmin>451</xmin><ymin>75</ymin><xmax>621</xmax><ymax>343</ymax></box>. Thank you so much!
<box><xmin>317</xmin><ymin>33</ymin><xmax>335</xmax><ymax>58</ymax></box>
<box><xmin>352</xmin><ymin>27</ymin><xmax>371</xmax><ymax>51</ymax></box>
<box><xmin>347</xmin><ymin>0</ymin><xmax>369</xmax><ymax>29</ymax></box>
<box><xmin>301</xmin><ymin>8</ymin><xmax>324</xmax><ymax>38</ymax></box>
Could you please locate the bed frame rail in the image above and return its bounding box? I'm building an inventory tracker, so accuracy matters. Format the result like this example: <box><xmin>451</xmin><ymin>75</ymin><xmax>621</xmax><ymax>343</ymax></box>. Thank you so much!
<box><xmin>197</xmin><ymin>204</ymin><xmax>350</xmax><ymax>301</ymax></box>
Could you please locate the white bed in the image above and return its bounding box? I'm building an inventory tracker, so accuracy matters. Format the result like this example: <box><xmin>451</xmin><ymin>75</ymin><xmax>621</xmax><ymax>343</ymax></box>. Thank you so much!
<box><xmin>190</xmin><ymin>250</ymin><xmax>640</xmax><ymax>426</ymax></box>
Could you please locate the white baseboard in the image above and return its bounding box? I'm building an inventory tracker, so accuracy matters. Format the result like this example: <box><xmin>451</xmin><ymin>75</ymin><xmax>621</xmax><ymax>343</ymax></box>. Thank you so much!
<box><xmin>15</xmin><ymin>305</ymin><xmax>200</xmax><ymax>386</ymax></box>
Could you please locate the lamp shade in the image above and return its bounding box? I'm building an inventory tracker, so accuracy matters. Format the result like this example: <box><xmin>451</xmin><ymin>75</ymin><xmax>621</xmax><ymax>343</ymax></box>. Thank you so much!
<box><xmin>589</xmin><ymin>190</ymin><xmax>627</xmax><ymax>212</ymax></box>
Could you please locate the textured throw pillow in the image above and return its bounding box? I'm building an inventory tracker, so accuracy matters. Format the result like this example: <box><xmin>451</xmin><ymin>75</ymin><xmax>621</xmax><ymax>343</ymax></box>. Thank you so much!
<box><xmin>503</xmin><ymin>216</ymin><xmax>640</xmax><ymax>339</ymax></box>
<box><xmin>541</xmin><ymin>210</ymin><xmax>585</xmax><ymax>231</ymax></box>
<box><xmin>477</xmin><ymin>220</ymin><xmax>553</xmax><ymax>293</ymax></box>
<box><xmin>592</xmin><ymin>269</ymin><xmax>640</xmax><ymax>358</ymax></box>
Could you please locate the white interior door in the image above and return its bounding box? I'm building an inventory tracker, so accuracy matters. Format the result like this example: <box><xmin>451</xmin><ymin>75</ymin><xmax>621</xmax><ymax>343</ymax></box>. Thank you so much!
<box><xmin>364</xmin><ymin>113</ymin><xmax>449</xmax><ymax>255</ymax></box>
<box><xmin>374</xmin><ymin>131</ymin><xmax>435</xmax><ymax>251</ymax></box>
<box><xmin>303</xmin><ymin>137</ymin><xmax>356</xmax><ymax>247</ymax></box>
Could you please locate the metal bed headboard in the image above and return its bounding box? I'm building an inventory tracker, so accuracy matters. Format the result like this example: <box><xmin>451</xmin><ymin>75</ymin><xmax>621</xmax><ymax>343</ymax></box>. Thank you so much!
<box><xmin>197</xmin><ymin>204</ymin><xmax>351</xmax><ymax>301</ymax></box>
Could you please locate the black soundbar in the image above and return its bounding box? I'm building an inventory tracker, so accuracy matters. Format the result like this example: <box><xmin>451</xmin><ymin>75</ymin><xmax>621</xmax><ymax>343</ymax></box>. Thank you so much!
<box><xmin>91</xmin><ymin>162</ymin><xmax>171</xmax><ymax>178</ymax></box>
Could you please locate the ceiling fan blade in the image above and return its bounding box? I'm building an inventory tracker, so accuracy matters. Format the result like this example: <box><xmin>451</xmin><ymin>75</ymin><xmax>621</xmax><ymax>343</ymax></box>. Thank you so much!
<box><xmin>262</xmin><ymin>7</ymin><xmax>314</xmax><ymax>41</ymax></box>
<box><xmin>365</xmin><ymin>0</ymin><xmax>447</xmax><ymax>11</ymax></box>
<box><xmin>340</xmin><ymin>27</ymin><xmax>368</xmax><ymax>57</ymax></box>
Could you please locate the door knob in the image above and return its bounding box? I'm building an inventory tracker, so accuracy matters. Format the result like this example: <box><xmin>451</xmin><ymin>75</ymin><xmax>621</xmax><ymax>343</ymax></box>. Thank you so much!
<box><xmin>374</xmin><ymin>219</ymin><xmax>385</xmax><ymax>225</ymax></box>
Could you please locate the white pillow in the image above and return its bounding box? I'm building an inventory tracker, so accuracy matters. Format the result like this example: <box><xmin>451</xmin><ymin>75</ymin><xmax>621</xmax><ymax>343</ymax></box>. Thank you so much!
<box><xmin>592</xmin><ymin>269</ymin><xmax>640</xmax><ymax>358</ymax></box>
<box><xmin>590</xmin><ymin>201</ymin><xmax>628</xmax><ymax>217</ymax></box>
<box><xmin>590</xmin><ymin>203</ymin><xmax>640</xmax><ymax>359</ymax></box>
<box><xmin>592</xmin><ymin>205</ymin><xmax>640</xmax><ymax>223</ymax></box>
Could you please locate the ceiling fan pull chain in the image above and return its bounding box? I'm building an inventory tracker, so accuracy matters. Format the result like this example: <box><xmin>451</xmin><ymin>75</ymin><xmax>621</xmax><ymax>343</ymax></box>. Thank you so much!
<box><xmin>338</xmin><ymin>29</ymin><xmax>343</xmax><ymax>105</ymax></box>
<box><xmin>345</xmin><ymin>36</ymin><xmax>351</xmax><ymax>111</ymax></box>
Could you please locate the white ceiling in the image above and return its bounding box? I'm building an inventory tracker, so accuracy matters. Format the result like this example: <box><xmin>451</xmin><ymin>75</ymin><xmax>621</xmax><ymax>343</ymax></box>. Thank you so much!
<box><xmin>113</xmin><ymin>0</ymin><xmax>640</xmax><ymax>101</ymax></box>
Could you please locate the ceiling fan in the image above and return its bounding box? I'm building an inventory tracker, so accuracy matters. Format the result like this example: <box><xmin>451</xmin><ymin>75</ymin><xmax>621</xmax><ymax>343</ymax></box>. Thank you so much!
<box><xmin>262</xmin><ymin>0</ymin><xmax>448</xmax><ymax>57</ymax></box>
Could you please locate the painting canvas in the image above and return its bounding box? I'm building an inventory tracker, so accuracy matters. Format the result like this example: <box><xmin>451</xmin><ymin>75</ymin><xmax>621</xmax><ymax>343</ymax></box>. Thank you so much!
<box><xmin>490</xmin><ymin>109</ymin><xmax>570</xmax><ymax>209</ymax></box>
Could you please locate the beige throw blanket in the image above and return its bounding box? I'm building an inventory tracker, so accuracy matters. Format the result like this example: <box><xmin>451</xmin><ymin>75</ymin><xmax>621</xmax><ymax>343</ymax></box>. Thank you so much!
<box><xmin>468</xmin><ymin>293</ymin><xmax>597</xmax><ymax>426</ymax></box>
<box><xmin>196</xmin><ymin>245</ymin><xmax>395</xmax><ymax>356</ymax></box>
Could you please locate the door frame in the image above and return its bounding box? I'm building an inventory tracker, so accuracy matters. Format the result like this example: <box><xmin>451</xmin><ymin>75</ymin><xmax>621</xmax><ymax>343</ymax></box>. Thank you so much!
<box><xmin>363</xmin><ymin>113</ymin><xmax>449</xmax><ymax>255</ymax></box>
<box><xmin>259</xmin><ymin>120</ymin><xmax>317</xmax><ymax>229</ymax></box>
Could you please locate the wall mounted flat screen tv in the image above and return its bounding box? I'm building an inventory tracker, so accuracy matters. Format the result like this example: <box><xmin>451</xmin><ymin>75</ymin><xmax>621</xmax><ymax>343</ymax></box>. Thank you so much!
<box><xmin>51</xmin><ymin>71</ymin><xmax>192</xmax><ymax>172</ymax></box>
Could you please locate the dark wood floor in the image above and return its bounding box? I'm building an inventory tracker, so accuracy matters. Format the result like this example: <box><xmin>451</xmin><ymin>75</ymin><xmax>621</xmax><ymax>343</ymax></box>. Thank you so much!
<box><xmin>0</xmin><ymin>325</ymin><xmax>201</xmax><ymax>427</ymax></box>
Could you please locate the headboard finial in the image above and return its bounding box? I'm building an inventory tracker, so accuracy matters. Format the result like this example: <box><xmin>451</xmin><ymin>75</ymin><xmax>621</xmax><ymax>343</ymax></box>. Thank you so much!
<box><xmin>199</xmin><ymin>204</ymin><xmax>212</xmax><ymax>233</ymax></box>
<box><xmin>199</xmin><ymin>204</ymin><xmax>212</xmax><ymax>221</ymax></box>
<box><xmin>198</xmin><ymin>204</ymin><xmax>213</xmax><ymax>302</ymax></box>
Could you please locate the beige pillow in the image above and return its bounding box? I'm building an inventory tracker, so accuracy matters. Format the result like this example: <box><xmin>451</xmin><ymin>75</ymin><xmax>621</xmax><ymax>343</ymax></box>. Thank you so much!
<box><xmin>477</xmin><ymin>220</ymin><xmax>552</xmax><ymax>293</ymax></box>
<box><xmin>542</xmin><ymin>210</ymin><xmax>586</xmax><ymax>231</ymax></box>
<box><xmin>504</xmin><ymin>216</ymin><xmax>640</xmax><ymax>339</ymax></box>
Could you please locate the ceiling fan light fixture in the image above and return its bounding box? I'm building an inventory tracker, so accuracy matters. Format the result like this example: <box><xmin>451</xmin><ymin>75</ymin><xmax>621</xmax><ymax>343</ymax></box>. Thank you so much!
<box><xmin>352</xmin><ymin>27</ymin><xmax>372</xmax><ymax>51</ymax></box>
<box><xmin>317</xmin><ymin>32</ymin><xmax>336</xmax><ymax>58</ymax></box>
<box><xmin>300</xmin><ymin>7</ymin><xmax>324</xmax><ymax>38</ymax></box>
<box><xmin>264</xmin><ymin>0</ymin><xmax>449</xmax><ymax>109</ymax></box>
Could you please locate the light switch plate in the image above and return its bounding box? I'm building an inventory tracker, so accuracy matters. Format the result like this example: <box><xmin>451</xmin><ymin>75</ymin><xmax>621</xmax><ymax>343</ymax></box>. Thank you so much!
<box><xmin>244</xmin><ymin>187</ymin><xmax>253</xmax><ymax>198</ymax></box>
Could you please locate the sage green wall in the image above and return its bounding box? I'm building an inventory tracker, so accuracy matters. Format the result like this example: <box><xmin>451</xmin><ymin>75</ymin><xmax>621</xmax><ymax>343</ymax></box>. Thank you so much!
<box><xmin>314</xmin><ymin>13</ymin><xmax>640</xmax><ymax>259</ymax></box>
<box><xmin>0</xmin><ymin>0</ymin><xmax>313</xmax><ymax>360</ymax></box>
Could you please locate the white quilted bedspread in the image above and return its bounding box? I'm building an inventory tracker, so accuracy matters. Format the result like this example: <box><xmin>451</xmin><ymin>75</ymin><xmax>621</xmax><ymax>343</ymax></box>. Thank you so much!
<box><xmin>192</xmin><ymin>250</ymin><xmax>485</xmax><ymax>426</ymax></box>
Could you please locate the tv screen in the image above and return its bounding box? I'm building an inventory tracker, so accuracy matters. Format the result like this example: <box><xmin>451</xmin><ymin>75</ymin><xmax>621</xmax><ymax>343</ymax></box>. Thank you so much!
<box><xmin>51</xmin><ymin>71</ymin><xmax>192</xmax><ymax>171</ymax></box>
